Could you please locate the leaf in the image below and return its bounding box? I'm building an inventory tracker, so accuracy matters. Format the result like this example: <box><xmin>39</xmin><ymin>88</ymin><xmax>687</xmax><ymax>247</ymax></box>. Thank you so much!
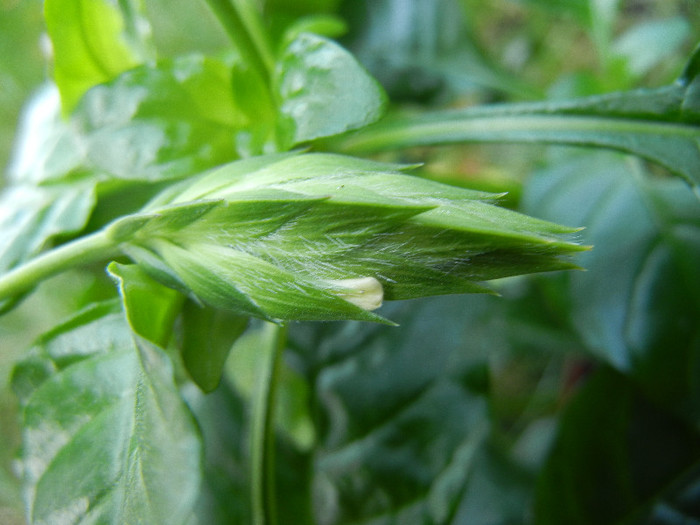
<box><xmin>535</xmin><ymin>367</ymin><xmax>700</xmax><ymax>524</ymax></box>
<box><xmin>72</xmin><ymin>55</ymin><xmax>247</xmax><ymax>181</ymax></box>
<box><xmin>287</xmin><ymin>295</ymin><xmax>534</xmax><ymax>524</ymax></box>
<box><xmin>0</xmin><ymin>0</ymin><xmax>45</xmax><ymax>171</ymax></box>
<box><xmin>337</xmin><ymin>48</ymin><xmax>700</xmax><ymax>188</ymax></box>
<box><xmin>107</xmin><ymin>262</ymin><xmax>183</xmax><ymax>347</ymax></box>
<box><xmin>275</xmin><ymin>32</ymin><xmax>387</xmax><ymax>147</ymax></box>
<box><xmin>0</xmin><ymin>85</ymin><xmax>96</xmax><ymax>310</ymax></box>
<box><xmin>229</xmin><ymin>60</ymin><xmax>278</xmax><ymax>157</ymax></box>
<box><xmin>11</xmin><ymin>301</ymin><xmax>202</xmax><ymax>525</ymax></box>
<box><xmin>108</xmin><ymin>152</ymin><xmax>585</xmax><ymax>323</ymax></box>
<box><xmin>521</xmin><ymin>151</ymin><xmax>700</xmax><ymax>421</ymax></box>
<box><xmin>182</xmin><ymin>381</ymin><xmax>251</xmax><ymax>524</ymax></box>
<box><xmin>45</xmin><ymin>0</ymin><xmax>152</xmax><ymax>113</ymax></box>
<box><xmin>7</xmin><ymin>85</ymin><xmax>86</xmax><ymax>185</ymax></box>
<box><xmin>181</xmin><ymin>301</ymin><xmax>248</xmax><ymax>393</ymax></box>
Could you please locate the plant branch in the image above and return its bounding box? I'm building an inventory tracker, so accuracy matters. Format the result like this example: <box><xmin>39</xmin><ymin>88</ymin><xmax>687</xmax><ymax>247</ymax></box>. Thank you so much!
<box><xmin>0</xmin><ymin>230</ymin><xmax>121</xmax><ymax>305</ymax></box>
<box><xmin>251</xmin><ymin>322</ymin><xmax>287</xmax><ymax>525</ymax></box>
<box><xmin>332</xmin><ymin>111</ymin><xmax>700</xmax><ymax>188</ymax></box>
<box><xmin>203</xmin><ymin>0</ymin><xmax>274</xmax><ymax>83</ymax></box>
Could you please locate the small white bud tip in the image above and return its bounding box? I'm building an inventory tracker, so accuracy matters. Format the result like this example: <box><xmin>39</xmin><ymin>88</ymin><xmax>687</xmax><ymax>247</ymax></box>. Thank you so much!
<box><xmin>326</xmin><ymin>277</ymin><xmax>384</xmax><ymax>311</ymax></box>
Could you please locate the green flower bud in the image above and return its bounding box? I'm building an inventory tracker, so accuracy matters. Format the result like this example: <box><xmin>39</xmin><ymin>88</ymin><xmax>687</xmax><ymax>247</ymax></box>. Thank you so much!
<box><xmin>108</xmin><ymin>153</ymin><xmax>586</xmax><ymax>323</ymax></box>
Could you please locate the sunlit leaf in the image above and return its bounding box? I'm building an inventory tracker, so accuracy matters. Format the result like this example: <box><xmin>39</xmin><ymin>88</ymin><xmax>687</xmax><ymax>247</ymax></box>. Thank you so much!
<box><xmin>11</xmin><ymin>301</ymin><xmax>202</xmax><ymax>525</ymax></box>
<box><xmin>275</xmin><ymin>33</ymin><xmax>387</xmax><ymax>146</ymax></box>
<box><xmin>72</xmin><ymin>55</ymin><xmax>245</xmax><ymax>181</ymax></box>
<box><xmin>107</xmin><ymin>262</ymin><xmax>182</xmax><ymax>347</ymax></box>
<box><xmin>45</xmin><ymin>0</ymin><xmax>153</xmax><ymax>113</ymax></box>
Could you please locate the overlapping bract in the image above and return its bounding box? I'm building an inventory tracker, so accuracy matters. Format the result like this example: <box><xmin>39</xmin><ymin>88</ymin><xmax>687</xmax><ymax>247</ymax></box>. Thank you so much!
<box><xmin>108</xmin><ymin>153</ymin><xmax>586</xmax><ymax>323</ymax></box>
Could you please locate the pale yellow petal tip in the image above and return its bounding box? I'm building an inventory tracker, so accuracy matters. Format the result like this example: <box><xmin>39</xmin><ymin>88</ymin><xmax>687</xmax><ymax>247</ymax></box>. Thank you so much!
<box><xmin>327</xmin><ymin>277</ymin><xmax>384</xmax><ymax>311</ymax></box>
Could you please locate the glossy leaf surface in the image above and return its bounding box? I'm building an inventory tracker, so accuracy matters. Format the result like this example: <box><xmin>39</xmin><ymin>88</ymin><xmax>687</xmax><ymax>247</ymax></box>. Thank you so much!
<box><xmin>0</xmin><ymin>86</ymin><xmax>97</xmax><ymax>295</ymax></box>
<box><xmin>72</xmin><ymin>55</ymin><xmax>244</xmax><ymax>181</ymax></box>
<box><xmin>275</xmin><ymin>33</ymin><xmax>387</xmax><ymax>146</ymax></box>
<box><xmin>0</xmin><ymin>184</ymin><xmax>95</xmax><ymax>277</ymax></box>
<box><xmin>11</xmin><ymin>301</ymin><xmax>202</xmax><ymax>525</ymax></box>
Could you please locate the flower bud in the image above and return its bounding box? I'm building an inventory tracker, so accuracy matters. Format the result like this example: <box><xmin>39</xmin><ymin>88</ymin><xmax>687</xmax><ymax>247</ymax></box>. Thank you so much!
<box><xmin>109</xmin><ymin>153</ymin><xmax>586</xmax><ymax>323</ymax></box>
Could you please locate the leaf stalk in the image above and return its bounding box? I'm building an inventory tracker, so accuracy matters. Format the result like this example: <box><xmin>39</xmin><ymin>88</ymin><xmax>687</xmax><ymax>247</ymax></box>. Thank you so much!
<box><xmin>251</xmin><ymin>322</ymin><xmax>287</xmax><ymax>525</ymax></box>
<box><xmin>0</xmin><ymin>230</ymin><xmax>121</xmax><ymax>304</ymax></box>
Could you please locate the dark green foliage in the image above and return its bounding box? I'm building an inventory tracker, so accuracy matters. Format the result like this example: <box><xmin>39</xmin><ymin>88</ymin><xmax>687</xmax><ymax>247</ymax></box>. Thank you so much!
<box><xmin>1</xmin><ymin>1</ymin><xmax>699</xmax><ymax>524</ymax></box>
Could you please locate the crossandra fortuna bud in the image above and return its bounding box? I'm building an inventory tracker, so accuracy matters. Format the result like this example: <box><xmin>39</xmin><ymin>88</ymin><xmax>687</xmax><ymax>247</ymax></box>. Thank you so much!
<box><xmin>108</xmin><ymin>153</ymin><xmax>587</xmax><ymax>323</ymax></box>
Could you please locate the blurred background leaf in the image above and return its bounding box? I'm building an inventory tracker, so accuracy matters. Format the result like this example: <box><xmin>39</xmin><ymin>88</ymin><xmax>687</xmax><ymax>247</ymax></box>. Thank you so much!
<box><xmin>3</xmin><ymin>1</ymin><xmax>700</xmax><ymax>524</ymax></box>
<box><xmin>44</xmin><ymin>0</ymin><xmax>153</xmax><ymax>113</ymax></box>
<box><xmin>340</xmin><ymin>0</ymin><xmax>539</xmax><ymax>104</ymax></box>
<box><xmin>11</xmin><ymin>301</ymin><xmax>202</xmax><ymax>525</ymax></box>
<box><xmin>522</xmin><ymin>151</ymin><xmax>700</xmax><ymax>423</ymax></box>
<box><xmin>535</xmin><ymin>367</ymin><xmax>700</xmax><ymax>524</ymax></box>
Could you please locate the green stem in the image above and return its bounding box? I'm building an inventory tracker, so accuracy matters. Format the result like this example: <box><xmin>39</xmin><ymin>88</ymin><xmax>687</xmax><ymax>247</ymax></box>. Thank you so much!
<box><xmin>203</xmin><ymin>0</ymin><xmax>274</xmax><ymax>83</ymax></box>
<box><xmin>333</xmin><ymin>111</ymin><xmax>700</xmax><ymax>188</ymax></box>
<box><xmin>336</xmin><ymin>113</ymin><xmax>700</xmax><ymax>152</ymax></box>
<box><xmin>251</xmin><ymin>322</ymin><xmax>287</xmax><ymax>525</ymax></box>
<box><xmin>0</xmin><ymin>230</ymin><xmax>121</xmax><ymax>303</ymax></box>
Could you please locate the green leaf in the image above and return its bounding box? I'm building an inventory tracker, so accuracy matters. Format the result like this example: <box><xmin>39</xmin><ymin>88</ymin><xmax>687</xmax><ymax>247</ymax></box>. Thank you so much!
<box><xmin>107</xmin><ymin>262</ymin><xmax>183</xmax><ymax>347</ymax></box>
<box><xmin>535</xmin><ymin>367</ymin><xmax>700</xmax><ymax>524</ymax></box>
<box><xmin>0</xmin><ymin>183</ymin><xmax>96</xmax><ymax>313</ymax></box>
<box><xmin>281</xmin><ymin>14</ymin><xmax>347</xmax><ymax>42</ymax></box>
<box><xmin>337</xmin><ymin>47</ymin><xmax>700</xmax><ymax>188</ymax></box>
<box><xmin>72</xmin><ymin>55</ymin><xmax>247</xmax><ymax>181</ymax></box>
<box><xmin>275</xmin><ymin>33</ymin><xmax>387</xmax><ymax>147</ymax></box>
<box><xmin>287</xmin><ymin>295</ymin><xmax>532</xmax><ymax>523</ymax></box>
<box><xmin>522</xmin><ymin>151</ymin><xmax>700</xmax><ymax>420</ymax></box>
<box><xmin>0</xmin><ymin>85</ymin><xmax>97</xmax><ymax>313</ymax></box>
<box><xmin>181</xmin><ymin>301</ymin><xmax>248</xmax><ymax>393</ymax></box>
<box><xmin>45</xmin><ymin>0</ymin><xmax>152</xmax><ymax>113</ymax></box>
<box><xmin>8</xmin><ymin>85</ymin><xmax>86</xmax><ymax>185</ymax></box>
<box><xmin>11</xmin><ymin>301</ymin><xmax>202</xmax><ymax>525</ymax></box>
<box><xmin>230</xmin><ymin>60</ymin><xmax>278</xmax><ymax>157</ymax></box>
<box><xmin>109</xmin><ymin>153</ymin><xmax>585</xmax><ymax>323</ymax></box>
